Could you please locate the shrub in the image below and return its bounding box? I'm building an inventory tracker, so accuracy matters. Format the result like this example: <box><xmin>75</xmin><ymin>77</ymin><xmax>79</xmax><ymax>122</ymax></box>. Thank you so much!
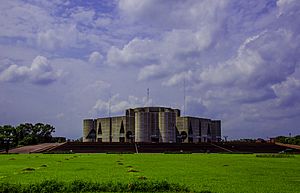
<box><xmin>0</xmin><ymin>183</ymin><xmax>20</xmax><ymax>193</ymax></box>
<box><xmin>0</xmin><ymin>180</ymin><xmax>192</xmax><ymax>193</ymax></box>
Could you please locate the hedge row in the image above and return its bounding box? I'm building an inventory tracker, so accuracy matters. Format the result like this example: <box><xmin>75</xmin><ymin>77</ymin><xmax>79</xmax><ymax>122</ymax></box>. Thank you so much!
<box><xmin>0</xmin><ymin>179</ymin><xmax>207</xmax><ymax>193</ymax></box>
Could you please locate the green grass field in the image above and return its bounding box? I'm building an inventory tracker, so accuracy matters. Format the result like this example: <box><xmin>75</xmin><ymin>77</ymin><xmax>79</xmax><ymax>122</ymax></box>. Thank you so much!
<box><xmin>0</xmin><ymin>153</ymin><xmax>299</xmax><ymax>193</ymax></box>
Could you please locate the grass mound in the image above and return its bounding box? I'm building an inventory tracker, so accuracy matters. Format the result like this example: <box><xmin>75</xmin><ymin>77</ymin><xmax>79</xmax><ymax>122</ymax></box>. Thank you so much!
<box><xmin>128</xmin><ymin>169</ymin><xmax>139</xmax><ymax>173</ymax></box>
<box><xmin>22</xmin><ymin>168</ymin><xmax>35</xmax><ymax>172</ymax></box>
<box><xmin>0</xmin><ymin>180</ymin><xmax>193</xmax><ymax>193</ymax></box>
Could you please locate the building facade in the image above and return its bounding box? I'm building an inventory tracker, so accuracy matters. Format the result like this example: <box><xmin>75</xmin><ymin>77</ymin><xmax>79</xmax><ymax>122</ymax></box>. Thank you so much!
<box><xmin>83</xmin><ymin>107</ymin><xmax>221</xmax><ymax>143</ymax></box>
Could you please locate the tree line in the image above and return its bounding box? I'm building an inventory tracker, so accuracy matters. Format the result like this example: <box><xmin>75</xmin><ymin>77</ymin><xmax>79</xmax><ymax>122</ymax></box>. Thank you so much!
<box><xmin>0</xmin><ymin>123</ymin><xmax>55</xmax><ymax>150</ymax></box>
<box><xmin>275</xmin><ymin>135</ymin><xmax>300</xmax><ymax>145</ymax></box>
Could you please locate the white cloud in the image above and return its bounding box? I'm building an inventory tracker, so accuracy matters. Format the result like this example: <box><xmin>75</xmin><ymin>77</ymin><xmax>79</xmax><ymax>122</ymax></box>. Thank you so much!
<box><xmin>0</xmin><ymin>56</ymin><xmax>61</xmax><ymax>85</ymax></box>
<box><xmin>92</xmin><ymin>94</ymin><xmax>150</xmax><ymax>116</ymax></box>
<box><xmin>0</xmin><ymin>64</ymin><xmax>28</xmax><ymax>82</ymax></box>
<box><xmin>164</xmin><ymin>29</ymin><xmax>212</xmax><ymax>54</ymax></box>
<box><xmin>88</xmin><ymin>51</ymin><xmax>103</xmax><ymax>64</ymax></box>
<box><xmin>1</xmin><ymin>0</ymin><xmax>300</xmax><ymax>139</ymax></box>
<box><xmin>37</xmin><ymin>24</ymin><xmax>80</xmax><ymax>50</ymax></box>
<box><xmin>87</xmin><ymin>80</ymin><xmax>111</xmax><ymax>90</ymax></box>
<box><xmin>94</xmin><ymin>17</ymin><xmax>112</xmax><ymax>28</ymax></box>
<box><xmin>272</xmin><ymin>76</ymin><xmax>300</xmax><ymax>107</ymax></box>
<box><xmin>106</xmin><ymin>28</ymin><xmax>215</xmax><ymax>81</ymax></box>
<box><xmin>163</xmin><ymin>70</ymin><xmax>193</xmax><ymax>87</ymax></box>
<box><xmin>106</xmin><ymin>38</ymin><xmax>157</xmax><ymax>67</ymax></box>
<box><xmin>0</xmin><ymin>1</ymin><xmax>116</xmax><ymax>54</ymax></box>
<box><xmin>0</xmin><ymin>1</ymin><xmax>53</xmax><ymax>38</ymax></box>
<box><xmin>118</xmin><ymin>0</ymin><xmax>227</xmax><ymax>30</ymax></box>
<box><xmin>138</xmin><ymin>64</ymin><xmax>168</xmax><ymax>81</ymax></box>
<box><xmin>277</xmin><ymin>0</ymin><xmax>297</xmax><ymax>16</ymax></box>
<box><xmin>199</xmin><ymin>49</ymin><xmax>263</xmax><ymax>86</ymax></box>
<box><xmin>107</xmin><ymin>0</ymin><xmax>228</xmax><ymax>81</ymax></box>
<box><xmin>199</xmin><ymin>29</ymin><xmax>297</xmax><ymax>88</ymax></box>
<box><xmin>70</xmin><ymin>7</ymin><xmax>95</xmax><ymax>24</ymax></box>
<box><xmin>92</xmin><ymin>99</ymin><xmax>109</xmax><ymax>115</ymax></box>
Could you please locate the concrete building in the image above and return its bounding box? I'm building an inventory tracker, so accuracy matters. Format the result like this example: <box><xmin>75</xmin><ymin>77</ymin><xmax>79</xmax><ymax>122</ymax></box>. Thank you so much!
<box><xmin>83</xmin><ymin>107</ymin><xmax>221</xmax><ymax>143</ymax></box>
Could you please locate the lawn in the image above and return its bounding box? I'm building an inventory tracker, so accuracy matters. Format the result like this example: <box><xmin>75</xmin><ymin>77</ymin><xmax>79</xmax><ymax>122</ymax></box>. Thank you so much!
<box><xmin>0</xmin><ymin>153</ymin><xmax>299</xmax><ymax>193</ymax></box>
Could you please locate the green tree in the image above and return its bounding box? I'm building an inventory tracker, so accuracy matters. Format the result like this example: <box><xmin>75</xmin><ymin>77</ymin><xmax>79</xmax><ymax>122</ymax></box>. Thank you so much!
<box><xmin>0</xmin><ymin>125</ymin><xmax>15</xmax><ymax>150</ymax></box>
<box><xmin>1</xmin><ymin>123</ymin><xmax>56</xmax><ymax>147</ymax></box>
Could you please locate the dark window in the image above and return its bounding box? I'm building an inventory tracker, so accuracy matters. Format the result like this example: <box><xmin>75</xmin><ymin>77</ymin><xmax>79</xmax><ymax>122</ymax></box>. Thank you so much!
<box><xmin>199</xmin><ymin>120</ymin><xmax>202</xmax><ymax>143</ymax></box>
<box><xmin>188</xmin><ymin>121</ymin><xmax>193</xmax><ymax>143</ymax></box>
<box><xmin>181</xmin><ymin>131</ymin><xmax>187</xmax><ymax>142</ymax></box>
<box><xmin>119</xmin><ymin>137</ymin><xmax>125</xmax><ymax>143</ymax></box>
<box><xmin>151</xmin><ymin>136</ymin><xmax>159</xmax><ymax>143</ymax></box>
<box><xmin>199</xmin><ymin>120</ymin><xmax>202</xmax><ymax>136</ymax></box>
<box><xmin>126</xmin><ymin>131</ymin><xmax>133</xmax><ymax>139</ymax></box>
<box><xmin>120</xmin><ymin>121</ymin><xmax>125</xmax><ymax>134</ymax></box>
<box><xmin>98</xmin><ymin>122</ymin><xmax>102</xmax><ymax>135</ymax></box>
<box><xmin>188</xmin><ymin>121</ymin><xmax>193</xmax><ymax>135</ymax></box>
<box><xmin>207</xmin><ymin>123</ymin><xmax>211</xmax><ymax>136</ymax></box>
<box><xmin>126</xmin><ymin>131</ymin><xmax>134</xmax><ymax>143</ymax></box>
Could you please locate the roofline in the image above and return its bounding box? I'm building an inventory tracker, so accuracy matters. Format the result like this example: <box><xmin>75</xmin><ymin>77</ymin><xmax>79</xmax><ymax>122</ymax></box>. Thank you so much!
<box><xmin>180</xmin><ymin>116</ymin><xmax>211</xmax><ymax>120</ymax></box>
<box><xmin>126</xmin><ymin>106</ymin><xmax>180</xmax><ymax>110</ymax></box>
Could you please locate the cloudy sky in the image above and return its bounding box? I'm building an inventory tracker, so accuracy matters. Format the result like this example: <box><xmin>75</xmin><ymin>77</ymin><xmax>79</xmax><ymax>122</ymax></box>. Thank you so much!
<box><xmin>1</xmin><ymin>0</ymin><xmax>300</xmax><ymax>140</ymax></box>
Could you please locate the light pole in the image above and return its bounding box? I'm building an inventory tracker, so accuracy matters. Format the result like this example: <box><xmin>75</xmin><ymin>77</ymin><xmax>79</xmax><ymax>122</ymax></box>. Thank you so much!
<box><xmin>223</xmin><ymin>136</ymin><xmax>228</xmax><ymax>142</ymax></box>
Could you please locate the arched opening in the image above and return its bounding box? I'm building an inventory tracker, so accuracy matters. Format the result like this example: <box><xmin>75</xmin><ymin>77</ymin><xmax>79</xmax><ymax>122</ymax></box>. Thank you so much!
<box><xmin>207</xmin><ymin>123</ymin><xmax>211</xmax><ymax>143</ymax></box>
<box><xmin>188</xmin><ymin>121</ymin><xmax>193</xmax><ymax>143</ymax></box>
<box><xmin>151</xmin><ymin>135</ymin><xmax>159</xmax><ymax>143</ymax></box>
<box><xmin>97</xmin><ymin>122</ymin><xmax>102</xmax><ymax>142</ymax></box>
<box><xmin>119</xmin><ymin>121</ymin><xmax>125</xmax><ymax>143</ymax></box>
<box><xmin>98</xmin><ymin>122</ymin><xmax>102</xmax><ymax>135</ymax></box>
<box><xmin>198</xmin><ymin>120</ymin><xmax>202</xmax><ymax>143</ymax></box>
<box><xmin>181</xmin><ymin>131</ymin><xmax>187</xmax><ymax>143</ymax></box>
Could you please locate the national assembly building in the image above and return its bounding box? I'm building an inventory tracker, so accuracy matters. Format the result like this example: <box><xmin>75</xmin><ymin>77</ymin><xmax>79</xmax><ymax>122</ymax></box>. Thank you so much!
<box><xmin>83</xmin><ymin>107</ymin><xmax>221</xmax><ymax>143</ymax></box>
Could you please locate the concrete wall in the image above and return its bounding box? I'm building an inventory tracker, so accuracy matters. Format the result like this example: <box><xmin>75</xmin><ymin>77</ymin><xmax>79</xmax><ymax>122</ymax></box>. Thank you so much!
<box><xmin>94</xmin><ymin>116</ymin><xmax>127</xmax><ymax>142</ymax></box>
<box><xmin>135</xmin><ymin>112</ymin><xmax>150</xmax><ymax>142</ymax></box>
<box><xmin>111</xmin><ymin>116</ymin><xmax>126</xmax><ymax>142</ymax></box>
<box><xmin>188</xmin><ymin>118</ymin><xmax>201</xmax><ymax>143</ymax></box>
<box><xmin>176</xmin><ymin>117</ymin><xmax>187</xmax><ymax>143</ymax></box>
<box><xmin>176</xmin><ymin>117</ymin><xmax>219</xmax><ymax>143</ymax></box>
<box><xmin>159</xmin><ymin>111</ymin><xmax>176</xmax><ymax>143</ymax></box>
<box><xmin>96</xmin><ymin>117</ymin><xmax>110</xmax><ymax>142</ymax></box>
<box><xmin>199</xmin><ymin>118</ymin><xmax>211</xmax><ymax>142</ymax></box>
<box><xmin>211</xmin><ymin>120</ymin><xmax>221</xmax><ymax>142</ymax></box>
<box><xmin>83</xmin><ymin>119</ymin><xmax>96</xmax><ymax>142</ymax></box>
